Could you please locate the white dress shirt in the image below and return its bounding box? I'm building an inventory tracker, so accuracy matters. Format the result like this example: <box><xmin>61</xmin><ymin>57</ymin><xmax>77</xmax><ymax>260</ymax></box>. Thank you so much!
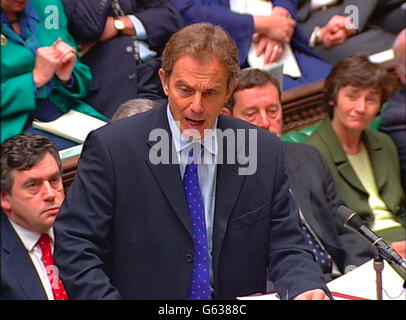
<box><xmin>8</xmin><ymin>219</ymin><xmax>55</xmax><ymax>300</ymax></box>
<box><xmin>167</xmin><ymin>105</ymin><xmax>218</xmax><ymax>284</ymax></box>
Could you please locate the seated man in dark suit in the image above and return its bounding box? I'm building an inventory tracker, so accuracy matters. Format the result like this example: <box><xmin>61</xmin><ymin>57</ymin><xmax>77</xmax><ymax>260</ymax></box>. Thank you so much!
<box><xmin>380</xmin><ymin>29</ymin><xmax>406</xmax><ymax>197</ymax></box>
<box><xmin>1</xmin><ymin>134</ymin><xmax>68</xmax><ymax>300</ymax></box>
<box><xmin>54</xmin><ymin>23</ymin><xmax>331</xmax><ymax>300</ymax></box>
<box><xmin>62</xmin><ymin>0</ymin><xmax>184</xmax><ymax>118</ymax></box>
<box><xmin>222</xmin><ymin>68</ymin><xmax>376</xmax><ymax>280</ymax></box>
<box><xmin>170</xmin><ymin>0</ymin><xmax>332</xmax><ymax>90</ymax></box>
<box><xmin>297</xmin><ymin>0</ymin><xmax>404</xmax><ymax>64</ymax></box>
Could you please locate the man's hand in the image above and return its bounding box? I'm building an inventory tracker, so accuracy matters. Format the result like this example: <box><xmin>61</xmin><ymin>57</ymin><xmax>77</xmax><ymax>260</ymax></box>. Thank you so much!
<box><xmin>53</xmin><ymin>39</ymin><xmax>77</xmax><ymax>82</ymax></box>
<box><xmin>254</xmin><ymin>9</ymin><xmax>295</xmax><ymax>44</ymax></box>
<box><xmin>320</xmin><ymin>15</ymin><xmax>355</xmax><ymax>49</ymax></box>
<box><xmin>254</xmin><ymin>34</ymin><xmax>284</xmax><ymax>64</ymax></box>
<box><xmin>294</xmin><ymin>289</ymin><xmax>330</xmax><ymax>300</ymax></box>
<box><xmin>99</xmin><ymin>16</ymin><xmax>136</xmax><ymax>42</ymax></box>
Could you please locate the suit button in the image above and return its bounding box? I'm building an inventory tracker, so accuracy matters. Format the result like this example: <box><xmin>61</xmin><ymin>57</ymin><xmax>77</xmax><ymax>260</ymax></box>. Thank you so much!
<box><xmin>186</xmin><ymin>253</ymin><xmax>194</xmax><ymax>263</ymax></box>
<box><xmin>128</xmin><ymin>73</ymin><xmax>136</xmax><ymax>80</ymax></box>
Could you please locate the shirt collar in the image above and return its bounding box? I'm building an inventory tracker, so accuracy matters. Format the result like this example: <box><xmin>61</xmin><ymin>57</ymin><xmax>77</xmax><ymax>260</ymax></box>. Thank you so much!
<box><xmin>8</xmin><ymin>218</ymin><xmax>54</xmax><ymax>252</ymax></box>
<box><xmin>1</xmin><ymin>2</ymin><xmax>39</xmax><ymax>26</ymax></box>
<box><xmin>166</xmin><ymin>104</ymin><xmax>218</xmax><ymax>157</ymax></box>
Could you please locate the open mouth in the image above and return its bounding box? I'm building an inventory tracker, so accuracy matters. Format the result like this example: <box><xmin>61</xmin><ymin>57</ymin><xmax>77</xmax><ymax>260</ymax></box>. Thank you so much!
<box><xmin>186</xmin><ymin>117</ymin><xmax>205</xmax><ymax>127</ymax></box>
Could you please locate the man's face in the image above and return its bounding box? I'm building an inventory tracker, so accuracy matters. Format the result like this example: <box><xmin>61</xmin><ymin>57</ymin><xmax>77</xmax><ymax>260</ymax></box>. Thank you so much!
<box><xmin>230</xmin><ymin>83</ymin><xmax>283</xmax><ymax>136</ymax></box>
<box><xmin>1</xmin><ymin>0</ymin><xmax>28</xmax><ymax>14</ymax></box>
<box><xmin>1</xmin><ymin>153</ymin><xmax>64</xmax><ymax>234</ymax></box>
<box><xmin>159</xmin><ymin>55</ymin><xmax>235</xmax><ymax>139</ymax></box>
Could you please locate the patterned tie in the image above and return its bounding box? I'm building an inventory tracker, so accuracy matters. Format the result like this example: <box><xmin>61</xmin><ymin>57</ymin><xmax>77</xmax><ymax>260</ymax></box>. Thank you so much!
<box><xmin>37</xmin><ymin>234</ymin><xmax>69</xmax><ymax>300</ymax></box>
<box><xmin>183</xmin><ymin>149</ymin><xmax>211</xmax><ymax>300</ymax></box>
<box><xmin>301</xmin><ymin>223</ymin><xmax>332</xmax><ymax>274</ymax></box>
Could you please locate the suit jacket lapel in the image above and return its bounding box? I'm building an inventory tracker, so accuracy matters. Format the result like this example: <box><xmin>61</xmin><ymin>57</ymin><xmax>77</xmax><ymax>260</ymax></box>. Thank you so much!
<box><xmin>1</xmin><ymin>215</ymin><xmax>47</xmax><ymax>299</ymax></box>
<box><xmin>145</xmin><ymin>106</ymin><xmax>192</xmax><ymax>236</ymax></box>
<box><xmin>319</xmin><ymin>119</ymin><xmax>366</xmax><ymax>194</ymax></box>
<box><xmin>212</xmin><ymin>116</ymin><xmax>246</xmax><ymax>272</ymax></box>
<box><xmin>363</xmin><ymin>130</ymin><xmax>387</xmax><ymax>191</ymax></box>
<box><xmin>284</xmin><ymin>149</ymin><xmax>325</xmax><ymax>238</ymax></box>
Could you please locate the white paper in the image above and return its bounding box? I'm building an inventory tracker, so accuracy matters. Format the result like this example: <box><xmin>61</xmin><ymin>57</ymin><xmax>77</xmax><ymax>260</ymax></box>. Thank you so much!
<box><xmin>327</xmin><ymin>259</ymin><xmax>406</xmax><ymax>300</ymax></box>
<box><xmin>33</xmin><ymin>109</ymin><xmax>107</xmax><ymax>144</ymax></box>
<box><xmin>230</xmin><ymin>0</ymin><xmax>302</xmax><ymax>78</ymax></box>
<box><xmin>368</xmin><ymin>49</ymin><xmax>395</xmax><ymax>64</ymax></box>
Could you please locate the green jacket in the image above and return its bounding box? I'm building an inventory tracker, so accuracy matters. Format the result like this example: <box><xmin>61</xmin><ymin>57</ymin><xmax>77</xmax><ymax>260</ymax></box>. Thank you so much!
<box><xmin>1</xmin><ymin>0</ymin><xmax>108</xmax><ymax>143</ymax></box>
<box><xmin>306</xmin><ymin>118</ymin><xmax>406</xmax><ymax>228</ymax></box>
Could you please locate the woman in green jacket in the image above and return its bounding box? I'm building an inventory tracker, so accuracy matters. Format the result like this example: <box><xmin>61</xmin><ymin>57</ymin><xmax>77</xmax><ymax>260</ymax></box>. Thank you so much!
<box><xmin>306</xmin><ymin>55</ymin><xmax>406</xmax><ymax>244</ymax></box>
<box><xmin>1</xmin><ymin>0</ymin><xmax>108</xmax><ymax>148</ymax></box>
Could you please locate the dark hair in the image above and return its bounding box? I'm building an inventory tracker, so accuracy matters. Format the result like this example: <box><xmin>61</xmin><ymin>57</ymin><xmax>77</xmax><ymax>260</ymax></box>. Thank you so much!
<box><xmin>324</xmin><ymin>55</ymin><xmax>395</xmax><ymax>118</ymax></box>
<box><xmin>225</xmin><ymin>68</ymin><xmax>281</xmax><ymax>111</ymax></box>
<box><xmin>161</xmin><ymin>23</ymin><xmax>240</xmax><ymax>90</ymax></box>
<box><xmin>1</xmin><ymin>134</ymin><xmax>61</xmax><ymax>193</ymax></box>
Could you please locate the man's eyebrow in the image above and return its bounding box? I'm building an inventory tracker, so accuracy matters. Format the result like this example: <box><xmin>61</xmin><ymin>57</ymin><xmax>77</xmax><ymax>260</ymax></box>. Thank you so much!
<box><xmin>22</xmin><ymin>171</ymin><xmax>61</xmax><ymax>186</ymax></box>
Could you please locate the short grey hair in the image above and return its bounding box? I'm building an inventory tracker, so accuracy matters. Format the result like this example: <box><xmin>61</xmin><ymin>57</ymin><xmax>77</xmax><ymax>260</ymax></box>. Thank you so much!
<box><xmin>111</xmin><ymin>98</ymin><xmax>160</xmax><ymax>121</ymax></box>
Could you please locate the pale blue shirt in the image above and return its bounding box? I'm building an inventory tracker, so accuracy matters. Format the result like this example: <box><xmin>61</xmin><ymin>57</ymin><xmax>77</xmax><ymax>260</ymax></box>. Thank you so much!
<box><xmin>166</xmin><ymin>105</ymin><xmax>218</xmax><ymax>280</ymax></box>
<box><xmin>128</xmin><ymin>15</ymin><xmax>157</xmax><ymax>61</ymax></box>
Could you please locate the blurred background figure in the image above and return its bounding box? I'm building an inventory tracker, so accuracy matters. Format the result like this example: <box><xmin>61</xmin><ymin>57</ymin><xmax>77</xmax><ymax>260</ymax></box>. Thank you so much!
<box><xmin>62</xmin><ymin>0</ymin><xmax>183</xmax><ymax>118</ymax></box>
<box><xmin>380</xmin><ymin>29</ymin><xmax>406</xmax><ymax>195</ymax></box>
<box><xmin>297</xmin><ymin>0</ymin><xmax>405</xmax><ymax>64</ymax></box>
<box><xmin>1</xmin><ymin>0</ymin><xmax>107</xmax><ymax>150</ymax></box>
<box><xmin>111</xmin><ymin>98</ymin><xmax>159</xmax><ymax>121</ymax></box>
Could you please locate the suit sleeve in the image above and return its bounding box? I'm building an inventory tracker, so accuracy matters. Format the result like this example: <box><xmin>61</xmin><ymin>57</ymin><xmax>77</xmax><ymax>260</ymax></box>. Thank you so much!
<box><xmin>54</xmin><ymin>129</ymin><xmax>120</xmax><ymax>299</ymax></box>
<box><xmin>134</xmin><ymin>2</ymin><xmax>184</xmax><ymax>53</ymax></box>
<box><xmin>266</xmin><ymin>142</ymin><xmax>330</xmax><ymax>299</ymax></box>
<box><xmin>170</xmin><ymin>0</ymin><xmax>254</xmax><ymax>64</ymax></box>
<box><xmin>62</xmin><ymin>0</ymin><xmax>112</xmax><ymax>41</ymax></box>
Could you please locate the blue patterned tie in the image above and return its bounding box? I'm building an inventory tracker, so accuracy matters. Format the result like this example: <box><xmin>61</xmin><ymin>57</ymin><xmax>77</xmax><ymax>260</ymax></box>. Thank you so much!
<box><xmin>301</xmin><ymin>223</ymin><xmax>332</xmax><ymax>274</ymax></box>
<box><xmin>183</xmin><ymin>149</ymin><xmax>211</xmax><ymax>300</ymax></box>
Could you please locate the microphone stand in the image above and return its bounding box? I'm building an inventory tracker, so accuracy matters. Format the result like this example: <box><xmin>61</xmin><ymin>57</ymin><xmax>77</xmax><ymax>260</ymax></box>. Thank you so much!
<box><xmin>373</xmin><ymin>252</ymin><xmax>384</xmax><ymax>300</ymax></box>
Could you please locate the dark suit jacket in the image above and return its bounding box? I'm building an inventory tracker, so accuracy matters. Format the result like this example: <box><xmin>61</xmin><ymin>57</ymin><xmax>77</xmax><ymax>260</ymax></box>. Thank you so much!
<box><xmin>283</xmin><ymin>142</ymin><xmax>374</xmax><ymax>278</ymax></box>
<box><xmin>54</xmin><ymin>105</ymin><xmax>329</xmax><ymax>300</ymax></box>
<box><xmin>380</xmin><ymin>87</ymin><xmax>406</xmax><ymax>194</ymax></box>
<box><xmin>170</xmin><ymin>0</ymin><xmax>325</xmax><ymax>65</ymax></box>
<box><xmin>306</xmin><ymin>118</ymin><xmax>406</xmax><ymax>229</ymax></box>
<box><xmin>63</xmin><ymin>0</ymin><xmax>184</xmax><ymax>118</ymax></box>
<box><xmin>1</xmin><ymin>214</ymin><xmax>47</xmax><ymax>300</ymax></box>
<box><xmin>296</xmin><ymin>0</ymin><xmax>396</xmax><ymax>64</ymax></box>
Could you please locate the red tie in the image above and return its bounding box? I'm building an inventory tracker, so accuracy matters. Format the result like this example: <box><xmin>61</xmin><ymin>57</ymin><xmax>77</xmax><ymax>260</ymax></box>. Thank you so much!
<box><xmin>37</xmin><ymin>234</ymin><xmax>69</xmax><ymax>300</ymax></box>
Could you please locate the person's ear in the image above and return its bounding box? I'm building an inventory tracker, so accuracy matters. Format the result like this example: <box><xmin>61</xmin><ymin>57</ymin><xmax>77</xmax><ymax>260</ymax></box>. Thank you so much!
<box><xmin>0</xmin><ymin>191</ymin><xmax>12</xmax><ymax>215</ymax></box>
<box><xmin>221</xmin><ymin>107</ymin><xmax>232</xmax><ymax>116</ymax></box>
<box><xmin>158</xmin><ymin>68</ymin><xmax>169</xmax><ymax>96</ymax></box>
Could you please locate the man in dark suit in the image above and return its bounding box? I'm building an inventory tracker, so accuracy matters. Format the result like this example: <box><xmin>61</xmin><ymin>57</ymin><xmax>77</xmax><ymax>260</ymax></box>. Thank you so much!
<box><xmin>380</xmin><ymin>29</ymin><xmax>406</xmax><ymax>210</ymax></box>
<box><xmin>54</xmin><ymin>23</ymin><xmax>330</xmax><ymax>300</ymax></box>
<box><xmin>170</xmin><ymin>0</ymin><xmax>332</xmax><ymax>90</ymax></box>
<box><xmin>222</xmin><ymin>68</ymin><xmax>375</xmax><ymax>280</ymax></box>
<box><xmin>1</xmin><ymin>134</ymin><xmax>68</xmax><ymax>300</ymax></box>
<box><xmin>62</xmin><ymin>0</ymin><xmax>184</xmax><ymax>118</ymax></box>
<box><xmin>296</xmin><ymin>0</ymin><xmax>404</xmax><ymax>64</ymax></box>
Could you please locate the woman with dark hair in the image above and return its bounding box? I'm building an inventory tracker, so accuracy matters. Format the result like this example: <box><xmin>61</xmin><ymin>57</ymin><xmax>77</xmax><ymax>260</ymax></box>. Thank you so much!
<box><xmin>306</xmin><ymin>55</ymin><xmax>405</xmax><ymax>244</ymax></box>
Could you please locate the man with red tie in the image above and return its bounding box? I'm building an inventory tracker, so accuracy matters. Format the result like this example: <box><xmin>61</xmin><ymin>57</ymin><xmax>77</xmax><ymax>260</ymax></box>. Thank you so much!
<box><xmin>0</xmin><ymin>134</ymin><xmax>69</xmax><ymax>300</ymax></box>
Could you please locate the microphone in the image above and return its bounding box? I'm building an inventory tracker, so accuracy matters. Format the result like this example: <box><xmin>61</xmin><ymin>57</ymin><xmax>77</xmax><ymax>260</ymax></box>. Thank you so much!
<box><xmin>336</xmin><ymin>205</ymin><xmax>406</xmax><ymax>273</ymax></box>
